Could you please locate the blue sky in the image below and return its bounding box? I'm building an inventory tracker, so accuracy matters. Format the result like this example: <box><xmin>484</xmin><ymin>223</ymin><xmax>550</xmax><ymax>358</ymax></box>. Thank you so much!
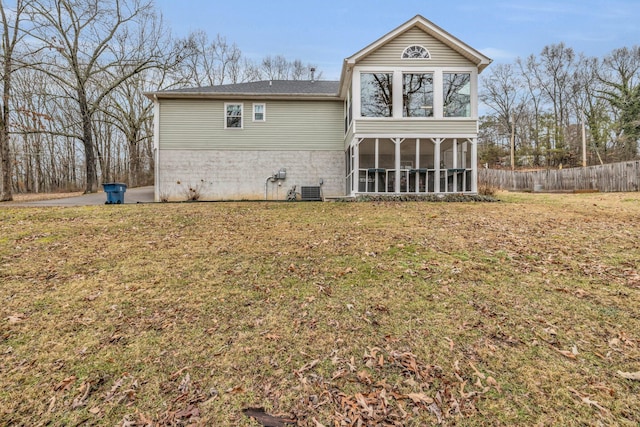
<box><xmin>155</xmin><ymin>0</ymin><xmax>640</xmax><ymax>80</ymax></box>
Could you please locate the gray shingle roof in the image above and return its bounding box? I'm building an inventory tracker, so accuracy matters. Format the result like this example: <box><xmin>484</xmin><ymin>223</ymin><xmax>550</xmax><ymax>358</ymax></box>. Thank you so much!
<box><xmin>159</xmin><ymin>80</ymin><xmax>340</xmax><ymax>97</ymax></box>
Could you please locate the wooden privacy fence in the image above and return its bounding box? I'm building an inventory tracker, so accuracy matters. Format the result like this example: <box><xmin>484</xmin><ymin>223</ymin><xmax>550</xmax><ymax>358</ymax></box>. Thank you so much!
<box><xmin>478</xmin><ymin>161</ymin><xmax>640</xmax><ymax>192</ymax></box>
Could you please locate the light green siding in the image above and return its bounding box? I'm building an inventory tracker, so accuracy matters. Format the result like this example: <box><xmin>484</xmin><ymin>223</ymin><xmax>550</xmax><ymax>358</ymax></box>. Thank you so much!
<box><xmin>159</xmin><ymin>99</ymin><xmax>343</xmax><ymax>150</ymax></box>
<box><xmin>354</xmin><ymin>119</ymin><xmax>477</xmax><ymax>135</ymax></box>
<box><xmin>357</xmin><ymin>27</ymin><xmax>475</xmax><ymax>68</ymax></box>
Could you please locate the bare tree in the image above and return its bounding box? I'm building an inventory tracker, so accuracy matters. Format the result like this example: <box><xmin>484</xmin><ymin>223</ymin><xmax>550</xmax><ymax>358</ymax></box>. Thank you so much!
<box><xmin>174</xmin><ymin>31</ymin><xmax>243</xmax><ymax>87</ymax></box>
<box><xmin>598</xmin><ymin>46</ymin><xmax>640</xmax><ymax>160</ymax></box>
<box><xmin>532</xmin><ymin>44</ymin><xmax>577</xmax><ymax>165</ymax></box>
<box><xmin>480</xmin><ymin>63</ymin><xmax>530</xmax><ymax>166</ymax></box>
<box><xmin>26</xmin><ymin>0</ymin><xmax>166</xmax><ymax>192</ymax></box>
<box><xmin>261</xmin><ymin>54</ymin><xmax>290</xmax><ymax>80</ymax></box>
<box><xmin>259</xmin><ymin>54</ymin><xmax>320</xmax><ymax>81</ymax></box>
<box><xmin>0</xmin><ymin>0</ymin><xmax>29</xmax><ymax>201</ymax></box>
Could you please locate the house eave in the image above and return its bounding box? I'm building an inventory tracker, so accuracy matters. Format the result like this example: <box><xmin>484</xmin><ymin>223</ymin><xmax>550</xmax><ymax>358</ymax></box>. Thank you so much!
<box><xmin>145</xmin><ymin>92</ymin><xmax>342</xmax><ymax>101</ymax></box>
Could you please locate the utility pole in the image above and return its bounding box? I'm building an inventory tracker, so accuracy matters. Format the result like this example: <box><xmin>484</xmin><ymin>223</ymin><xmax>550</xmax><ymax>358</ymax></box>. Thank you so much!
<box><xmin>510</xmin><ymin>114</ymin><xmax>515</xmax><ymax>171</ymax></box>
<box><xmin>581</xmin><ymin>111</ymin><xmax>587</xmax><ymax>167</ymax></box>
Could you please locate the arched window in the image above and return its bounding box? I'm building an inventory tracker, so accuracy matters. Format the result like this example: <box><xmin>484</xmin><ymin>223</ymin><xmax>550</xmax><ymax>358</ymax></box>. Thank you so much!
<box><xmin>402</xmin><ymin>45</ymin><xmax>430</xmax><ymax>59</ymax></box>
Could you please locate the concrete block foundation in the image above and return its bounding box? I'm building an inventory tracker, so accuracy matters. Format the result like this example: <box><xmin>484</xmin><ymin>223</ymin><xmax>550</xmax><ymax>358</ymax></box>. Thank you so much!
<box><xmin>156</xmin><ymin>149</ymin><xmax>345</xmax><ymax>201</ymax></box>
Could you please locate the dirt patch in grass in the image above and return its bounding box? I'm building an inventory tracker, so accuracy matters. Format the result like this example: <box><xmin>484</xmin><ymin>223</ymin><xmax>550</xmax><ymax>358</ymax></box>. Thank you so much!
<box><xmin>7</xmin><ymin>191</ymin><xmax>84</xmax><ymax>202</ymax></box>
<box><xmin>1</xmin><ymin>192</ymin><xmax>639</xmax><ymax>425</ymax></box>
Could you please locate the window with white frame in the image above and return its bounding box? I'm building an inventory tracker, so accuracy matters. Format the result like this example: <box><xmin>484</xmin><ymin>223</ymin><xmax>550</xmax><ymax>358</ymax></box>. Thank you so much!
<box><xmin>225</xmin><ymin>103</ymin><xmax>243</xmax><ymax>128</ymax></box>
<box><xmin>253</xmin><ymin>103</ymin><xmax>265</xmax><ymax>122</ymax></box>
<box><xmin>403</xmin><ymin>73</ymin><xmax>434</xmax><ymax>117</ymax></box>
<box><xmin>360</xmin><ymin>73</ymin><xmax>393</xmax><ymax>117</ymax></box>
<box><xmin>443</xmin><ymin>73</ymin><xmax>471</xmax><ymax>117</ymax></box>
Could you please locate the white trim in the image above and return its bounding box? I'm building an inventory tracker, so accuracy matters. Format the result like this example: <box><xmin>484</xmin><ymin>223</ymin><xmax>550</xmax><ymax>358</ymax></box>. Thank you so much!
<box><xmin>153</xmin><ymin>99</ymin><xmax>160</xmax><ymax>202</ymax></box>
<box><xmin>392</xmin><ymin>72</ymin><xmax>403</xmax><ymax>119</ymax></box>
<box><xmin>224</xmin><ymin>102</ymin><xmax>244</xmax><ymax>129</ymax></box>
<box><xmin>153</xmin><ymin>100</ymin><xmax>160</xmax><ymax>150</ymax></box>
<box><xmin>252</xmin><ymin>103</ymin><xmax>266</xmax><ymax>122</ymax></box>
<box><xmin>353</xmin><ymin>133</ymin><xmax>477</xmax><ymax>140</ymax></box>
<box><xmin>352</xmin><ymin>71</ymin><xmax>361</xmax><ymax>118</ymax></box>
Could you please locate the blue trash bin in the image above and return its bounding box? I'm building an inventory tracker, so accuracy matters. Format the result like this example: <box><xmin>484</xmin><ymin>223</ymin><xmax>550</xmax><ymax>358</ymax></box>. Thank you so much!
<box><xmin>102</xmin><ymin>182</ymin><xmax>127</xmax><ymax>204</ymax></box>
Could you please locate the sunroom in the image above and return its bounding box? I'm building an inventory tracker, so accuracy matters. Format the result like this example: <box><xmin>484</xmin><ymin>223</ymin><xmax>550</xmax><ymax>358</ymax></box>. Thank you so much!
<box><xmin>337</xmin><ymin>14</ymin><xmax>491</xmax><ymax>198</ymax></box>
<box><xmin>345</xmin><ymin>137</ymin><xmax>476</xmax><ymax>195</ymax></box>
<box><xmin>343</xmin><ymin>68</ymin><xmax>479</xmax><ymax>196</ymax></box>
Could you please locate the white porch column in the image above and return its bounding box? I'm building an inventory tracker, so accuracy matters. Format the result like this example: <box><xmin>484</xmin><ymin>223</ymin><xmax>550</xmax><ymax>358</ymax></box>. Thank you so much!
<box><xmin>353</xmin><ymin>139</ymin><xmax>360</xmax><ymax>194</ymax></box>
<box><xmin>374</xmin><ymin>138</ymin><xmax>379</xmax><ymax>192</ymax></box>
<box><xmin>434</xmin><ymin>138</ymin><xmax>441</xmax><ymax>193</ymax></box>
<box><xmin>415</xmin><ymin>139</ymin><xmax>420</xmax><ymax>193</ymax></box>
<box><xmin>471</xmin><ymin>137</ymin><xmax>478</xmax><ymax>193</ymax></box>
<box><xmin>452</xmin><ymin>138</ymin><xmax>458</xmax><ymax>192</ymax></box>
<box><xmin>394</xmin><ymin>138</ymin><xmax>401</xmax><ymax>192</ymax></box>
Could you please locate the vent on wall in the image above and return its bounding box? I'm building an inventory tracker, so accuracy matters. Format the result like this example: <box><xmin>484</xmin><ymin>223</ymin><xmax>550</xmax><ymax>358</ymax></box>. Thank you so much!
<box><xmin>300</xmin><ymin>186</ymin><xmax>322</xmax><ymax>201</ymax></box>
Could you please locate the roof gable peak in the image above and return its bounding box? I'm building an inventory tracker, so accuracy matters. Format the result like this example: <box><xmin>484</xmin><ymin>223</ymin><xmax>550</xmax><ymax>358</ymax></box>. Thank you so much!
<box><xmin>344</xmin><ymin>14</ymin><xmax>491</xmax><ymax>71</ymax></box>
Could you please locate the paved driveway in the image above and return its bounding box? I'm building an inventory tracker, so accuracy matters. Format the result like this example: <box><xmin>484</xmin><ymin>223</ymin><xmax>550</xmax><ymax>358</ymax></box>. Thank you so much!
<box><xmin>4</xmin><ymin>186</ymin><xmax>155</xmax><ymax>207</ymax></box>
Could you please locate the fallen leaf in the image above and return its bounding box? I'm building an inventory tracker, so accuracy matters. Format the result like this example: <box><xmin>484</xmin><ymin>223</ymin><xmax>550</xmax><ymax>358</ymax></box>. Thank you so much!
<box><xmin>226</xmin><ymin>385</ymin><xmax>245</xmax><ymax>394</ymax></box>
<box><xmin>487</xmin><ymin>376</ymin><xmax>502</xmax><ymax>393</ymax></box>
<box><xmin>47</xmin><ymin>396</ymin><xmax>56</xmax><ymax>413</ymax></box>
<box><xmin>264</xmin><ymin>333</ymin><xmax>281</xmax><ymax>341</ymax></box>
<box><xmin>311</xmin><ymin>417</ymin><xmax>326</xmax><ymax>427</ymax></box>
<box><xmin>175</xmin><ymin>405</ymin><xmax>200</xmax><ymax>419</ymax></box>
<box><xmin>568</xmin><ymin>387</ymin><xmax>609</xmax><ymax>415</ymax></box>
<box><xmin>617</xmin><ymin>370</ymin><xmax>640</xmax><ymax>380</ymax></box>
<box><xmin>428</xmin><ymin>402</ymin><xmax>443</xmax><ymax>424</ymax></box>
<box><xmin>555</xmin><ymin>348</ymin><xmax>577</xmax><ymax>359</ymax></box>
<box><xmin>178</xmin><ymin>373</ymin><xmax>190</xmax><ymax>393</ymax></box>
<box><xmin>469</xmin><ymin>361</ymin><xmax>486</xmax><ymax>379</ymax></box>
<box><xmin>444</xmin><ymin>337</ymin><xmax>454</xmax><ymax>351</ymax></box>
<box><xmin>88</xmin><ymin>407</ymin><xmax>101</xmax><ymax>414</ymax></box>
<box><xmin>357</xmin><ymin>370</ymin><xmax>372</xmax><ymax>385</ymax></box>
<box><xmin>243</xmin><ymin>407</ymin><xmax>296</xmax><ymax>426</ymax></box>
<box><xmin>169</xmin><ymin>366</ymin><xmax>189</xmax><ymax>380</ymax></box>
<box><xmin>355</xmin><ymin>393</ymin><xmax>373</xmax><ymax>416</ymax></box>
<box><xmin>7</xmin><ymin>313</ymin><xmax>25</xmax><ymax>324</ymax></box>
<box><xmin>295</xmin><ymin>359</ymin><xmax>320</xmax><ymax>375</ymax></box>
<box><xmin>71</xmin><ymin>381</ymin><xmax>91</xmax><ymax>409</ymax></box>
<box><xmin>406</xmin><ymin>392</ymin><xmax>434</xmax><ymax>405</ymax></box>
<box><xmin>54</xmin><ymin>375</ymin><xmax>77</xmax><ymax>392</ymax></box>
<box><xmin>85</xmin><ymin>292</ymin><xmax>101</xmax><ymax>301</ymax></box>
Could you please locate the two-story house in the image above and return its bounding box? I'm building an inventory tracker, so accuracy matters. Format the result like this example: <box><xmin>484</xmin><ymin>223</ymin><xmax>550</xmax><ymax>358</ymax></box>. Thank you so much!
<box><xmin>148</xmin><ymin>15</ymin><xmax>491</xmax><ymax>201</ymax></box>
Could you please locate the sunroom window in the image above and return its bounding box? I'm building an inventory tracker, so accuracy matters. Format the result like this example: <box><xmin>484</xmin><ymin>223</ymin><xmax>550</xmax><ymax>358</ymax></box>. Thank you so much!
<box><xmin>225</xmin><ymin>103</ymin><xmax>243</xmax><ymax>128</ymax></box>
<box><xmin>403</xmin><ymin>73</ymin><xmax>433</xmax><ymax>117</ymax></box>
<box><xmin>443</xmin><ymin>73</ymin><xmax>471</xmax><ymax>117</ymax></box>
<box><xmin>360</xmin><ymin>73</ymin><xmax>393</xmax><ymax>117</ymax></box>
